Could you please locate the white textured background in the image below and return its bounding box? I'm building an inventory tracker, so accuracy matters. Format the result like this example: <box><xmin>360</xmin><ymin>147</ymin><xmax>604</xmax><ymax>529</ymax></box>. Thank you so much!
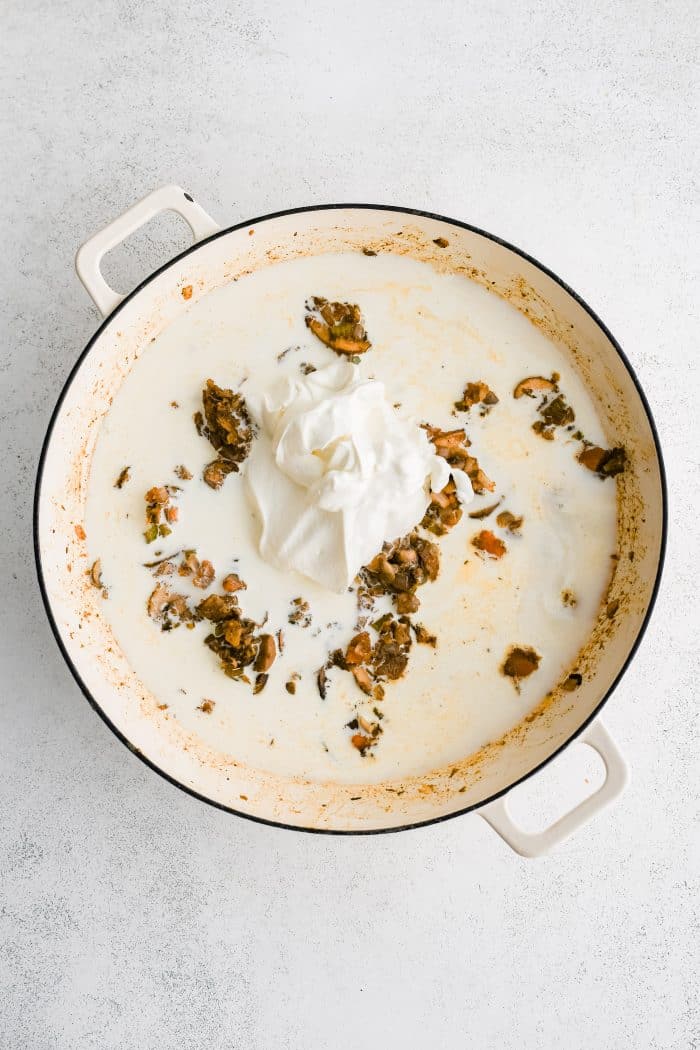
<box><xmin>1</xmin><ymin>2</ymin><xmax>698</xmax><ymax>1048</ymax></box>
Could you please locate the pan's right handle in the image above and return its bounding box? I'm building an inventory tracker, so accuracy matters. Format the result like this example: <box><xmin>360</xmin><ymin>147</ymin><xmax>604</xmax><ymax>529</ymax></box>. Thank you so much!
<box><xmin>75</xmin><ymin>185</ymin><xmax>221</xmax><ymax>317</ymax></box>
<box><xmin>479</xmin><ymin>720</ymin><xmax>628</xmax><ymax>857</ymax></box>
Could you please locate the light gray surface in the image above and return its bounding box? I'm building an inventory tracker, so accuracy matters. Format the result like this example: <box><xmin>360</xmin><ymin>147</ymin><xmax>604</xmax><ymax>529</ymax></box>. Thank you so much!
<box><xmin>1</xmin><ymin>2</ymin><xmax>698</xmax><ymax>1047</ymax></box>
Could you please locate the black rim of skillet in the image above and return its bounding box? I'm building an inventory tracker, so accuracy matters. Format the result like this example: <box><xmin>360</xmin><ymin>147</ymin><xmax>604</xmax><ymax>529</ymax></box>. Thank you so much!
<box><xmin>33</xmin><ymin>201</ymin><xmax>668</xmax><ymax>836</ymax></box>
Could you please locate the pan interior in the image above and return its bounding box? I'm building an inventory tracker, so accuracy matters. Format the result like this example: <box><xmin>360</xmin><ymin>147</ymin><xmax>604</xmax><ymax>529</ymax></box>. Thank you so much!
<box><xmin>36</xmin><ymin>207</ymin><xmax>664</xmax><ymax>831</ymax></box>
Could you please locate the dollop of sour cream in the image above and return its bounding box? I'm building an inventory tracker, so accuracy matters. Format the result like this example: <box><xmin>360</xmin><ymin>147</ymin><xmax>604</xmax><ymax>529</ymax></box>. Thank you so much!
<box><xmin>246</xmin><ymin>361</ymin><xmax>472</xmax><ymax>592</ymax></box>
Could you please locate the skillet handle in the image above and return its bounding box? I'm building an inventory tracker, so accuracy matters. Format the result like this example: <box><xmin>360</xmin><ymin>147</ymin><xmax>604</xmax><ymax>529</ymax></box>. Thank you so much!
<box><xmin>75</xmin><ymin>185</ymin><xmax>221</xmax><ymax>317</ymax></box>
<box><xmin>479</xmin><ymin>720</ymin><xmax>628</xmax><ymax>857</ymax></box>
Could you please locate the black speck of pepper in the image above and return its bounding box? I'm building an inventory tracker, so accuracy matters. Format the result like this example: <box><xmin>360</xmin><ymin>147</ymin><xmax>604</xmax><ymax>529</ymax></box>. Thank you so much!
<box><xmin>184</xmin><ymin>192</ymin><xmax>194</xmax><ymax>202</ymax></box>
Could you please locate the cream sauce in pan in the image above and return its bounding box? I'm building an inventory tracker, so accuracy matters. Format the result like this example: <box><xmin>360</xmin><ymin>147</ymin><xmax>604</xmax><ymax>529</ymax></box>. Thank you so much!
<box><xmin>85</xmin><ymin>253</ymin><xmax>617</xmax><ymax>783</ymax></box>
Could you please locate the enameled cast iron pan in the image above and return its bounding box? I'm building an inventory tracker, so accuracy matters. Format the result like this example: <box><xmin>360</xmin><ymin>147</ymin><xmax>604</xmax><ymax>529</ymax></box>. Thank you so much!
<box><xmin>34</xmin><ymin>187</ymin><xmax>666</xmax><ymax>854</ymax></box>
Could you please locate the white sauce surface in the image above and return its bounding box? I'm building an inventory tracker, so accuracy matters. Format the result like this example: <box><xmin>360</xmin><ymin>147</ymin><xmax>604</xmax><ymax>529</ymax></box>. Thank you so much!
<box><xmin>85</xmin><ymin>253</ymin><xmax>617</xmax><ymax>784</ymax></box>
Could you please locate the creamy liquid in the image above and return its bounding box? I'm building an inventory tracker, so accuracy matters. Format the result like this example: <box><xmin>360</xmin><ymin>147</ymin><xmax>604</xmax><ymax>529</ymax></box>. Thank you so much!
<box><xmin>85</xmin><ymin>253</ymin><xmax>617</xmax><ymax>784</ymax></box>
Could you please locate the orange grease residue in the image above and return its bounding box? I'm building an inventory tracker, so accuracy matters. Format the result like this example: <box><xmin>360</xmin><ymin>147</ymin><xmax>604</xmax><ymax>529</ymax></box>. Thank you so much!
<box><xmin>181</xmin><ymin>285</ymin><xmax>193</xmax><ymax>300</ymax></box>
<box><xmin>472</xmin><ymin>530</ymin><xmax>506</xmax><ymax>558</ymax></box>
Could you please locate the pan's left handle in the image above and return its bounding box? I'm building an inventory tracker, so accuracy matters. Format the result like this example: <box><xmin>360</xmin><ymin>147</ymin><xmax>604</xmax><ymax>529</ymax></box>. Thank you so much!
<box><xmin>75</xmin><ymin>185</ymin><xmax>221</xmax><ymax>317</ymax></box>
<box><xmin>479</xmin><ymin>720</ymin><xmax>628</xmax><ymax>857</ymax></box>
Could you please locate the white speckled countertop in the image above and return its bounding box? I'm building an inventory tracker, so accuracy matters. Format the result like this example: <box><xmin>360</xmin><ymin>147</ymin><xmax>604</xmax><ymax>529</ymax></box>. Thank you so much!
<box><xmin>1</xmin><ymin>2</ymin><xmax>698</xmax><ymax>1047</ymax></box>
